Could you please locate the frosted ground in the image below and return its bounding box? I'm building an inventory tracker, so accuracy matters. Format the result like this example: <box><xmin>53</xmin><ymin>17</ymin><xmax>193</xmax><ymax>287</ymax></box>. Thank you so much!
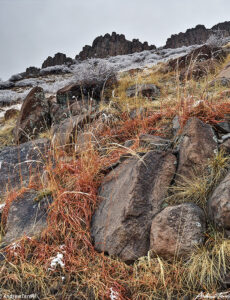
<box><xmin>0</xmin><ymin>45</ymin><xmax>200</xmax><ymax>106</ymax></box>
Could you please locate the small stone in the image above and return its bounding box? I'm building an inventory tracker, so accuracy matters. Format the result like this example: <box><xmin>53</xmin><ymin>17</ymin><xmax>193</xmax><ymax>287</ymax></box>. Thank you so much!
<box><xmin>126</xmin><ymin>84</ymin><xmax>160</xmax><ymax>99</ymax></box>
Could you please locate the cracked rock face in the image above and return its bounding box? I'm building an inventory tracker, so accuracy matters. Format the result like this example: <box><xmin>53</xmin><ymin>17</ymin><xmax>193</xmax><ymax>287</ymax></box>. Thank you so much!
<box><xmin>0</xmin><ymin>139</ymin><xmax>49</xmax><ymax>197</ymax></box>
<box><xmin>150</xmin><ymin>203</ymin><xmax>206</xmax><ymax>258</ymax></box>
<box><xmin>175</xmin><ymin>117</ymin><xmax>218</xmax><ymax>183</ymax></box>
<box><xmin>91</xmin><ymin>151</ymin><xmax>176</xmax><ymax>262</ymax></box>
<box><xmin>2</xmin><ymin>189</ymin><xmax>52</xmax><ymax>245</ymax></box>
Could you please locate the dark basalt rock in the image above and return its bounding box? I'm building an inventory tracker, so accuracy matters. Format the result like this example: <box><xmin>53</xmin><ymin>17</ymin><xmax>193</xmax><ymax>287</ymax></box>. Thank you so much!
<box><xmin>76</xmin><ymin>32</ymin><xmax>156</xmax><ymax>60</ymax></box>
<box><xmin>91</xmin><ymin>151</ymin><xmax>176</xmax><ymax>261</ymax></box>
<box><xmin>165</xmin><ymin>22</ymin><xmax>230</xmax><ymax>49</ymax></box>
<box><xmin>2</xmin><ymin>189</ymin><xmax>52</xmax><ymax>245</ymax></box>
<box><xmin>14</xmin><ymin>87</ymin><xmax>51</xmax><ymax>143</ymax></box>
<box><xmin>42</xmin><ymin>52</ymin><xmax>74</xmax><ymax>69</ymax></box>
<box><xmin>150</xmin><ymin>203</ymin><xmax>206</xmax><ymax>258</ymax></box>
<box><xmin>0</xmin><ymin>139</ymin><xmax>50</xmax><ymax>197</ymax></box>
<box><xmin>25</xmin><ymin>66</ymin><xmax>40</xmax><ymax>77</ymax></box>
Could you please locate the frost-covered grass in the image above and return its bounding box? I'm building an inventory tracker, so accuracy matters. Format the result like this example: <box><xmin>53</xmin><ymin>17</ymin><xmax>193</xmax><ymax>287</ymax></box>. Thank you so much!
<box><xmin>0</xmin><ymin>116</ymin><xmax>18</xmax><ymax>148</ymax></box>
<box><xmin>0</xmin><ymin>89</ymin><xmax>30</xmax><ymax>106</ymax></box>
<box><xmin>39</xmin><ymin>64</ymin><xmax>71</xmax><ymax>76</ymax></box>
<box><xmin>0</xmin><ymin>45</ymin><xmax>201</xmax><ymax>105</ymax></box>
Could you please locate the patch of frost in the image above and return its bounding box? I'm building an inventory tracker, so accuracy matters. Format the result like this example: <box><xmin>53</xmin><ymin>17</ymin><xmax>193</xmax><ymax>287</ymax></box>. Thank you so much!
<box><xmin>0</xmin><ymin>44</ymin><xmax>202</xmax><ymax>104</ymax></box>
<box><xmin>0</xmin><ymin>202</ymin><xmax>5</xmax><ymax>210</ymax></box>
<box><xmin>110</xmin><ymin>288</ymin><xmax>119</xmax><ymax>300</ymax></box>
<box><xmin>48</xmin><ymin>253</ymin><xmax>65</xmax><ymax>270</ymax></box>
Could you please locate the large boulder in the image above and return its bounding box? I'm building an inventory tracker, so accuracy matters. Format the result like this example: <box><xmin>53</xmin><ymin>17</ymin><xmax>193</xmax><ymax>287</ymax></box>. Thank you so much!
<box><xmin>2</xmin><ymin>189</ymin><xmax>52</xmax><ymax>245</ymax></box>
<box><xmin>208</xmin><ymin>172</ymin><xmax>230</xmax><ymax>234</ymax></box>
<box><xmin>91</xmin><ymin>151</ymin><xmax>176</xmax><ymax>261</ymax></box>
<box><xmin>56</xmin><ymin>76</ymin><xmax>117</xmax><ymax>107</ymax></box>
<box><xmin>14</xmin><ymin>87</ymin><xmax>51</xmax><ymax>143</ymax></box>
<box><xmin>150</xmin><ymin>203</ymin><xmax>206</xmax><ymax>258</ymax></box>
<box><xmin>175</xmin><ymin>117</ymin><xmax>218</xmax><ymax>182</ymax></box>
<box><xmin>126</xmin><ymin>84</ymin><xmax>160</xmax><ymax>99</ymax></box>
<box><xmin>0</xmin><ymin>139</ymin><xmax>49</xmax><ymax>197</ymax></box>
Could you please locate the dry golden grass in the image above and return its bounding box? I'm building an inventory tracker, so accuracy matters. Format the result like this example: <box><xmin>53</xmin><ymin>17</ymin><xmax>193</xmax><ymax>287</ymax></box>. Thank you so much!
<box><xmin>167</xmin><ymin>149</ymin><xmax>230</xmax><ymax>209</ymax></box>
<box><xmin>0</xmin><ymin>117</ymin><xmax>17</xmax><ymax>148</ymax></box>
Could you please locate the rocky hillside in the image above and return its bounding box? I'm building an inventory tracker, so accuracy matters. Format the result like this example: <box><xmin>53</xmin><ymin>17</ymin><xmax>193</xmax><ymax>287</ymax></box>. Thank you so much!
<box><xmin>0</xmin><ymin>28</ymin><xmax>230</xmax><ymax>299</ymax></box>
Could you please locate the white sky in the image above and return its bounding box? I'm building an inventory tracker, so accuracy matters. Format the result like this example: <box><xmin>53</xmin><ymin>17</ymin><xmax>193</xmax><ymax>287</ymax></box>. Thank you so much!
<box><xmin>0</xmin><ymin>0</ymin><xmax>230</xmax><ymax>80</ymax></box>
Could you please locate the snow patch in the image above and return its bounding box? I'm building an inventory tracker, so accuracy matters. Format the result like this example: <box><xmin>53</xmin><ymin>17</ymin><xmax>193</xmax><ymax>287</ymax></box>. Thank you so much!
<box><xmin>48</xmin><ymin>253</ymin><xmax>65</xmax><ymax>270</ymax></box>
<box><xmin>110</xmin><ymin>288</ymin><xmax>119</xmax><ymax>300</ymax></box>
<box><xmin>0</xmin><ymin>89</ymin><xmax>29</xmax><ymax>106</ymax></box>
<box><xmin>0</xmin><ymin>202</ymin><xmax>5</xmax><ymax>211</ymax></box>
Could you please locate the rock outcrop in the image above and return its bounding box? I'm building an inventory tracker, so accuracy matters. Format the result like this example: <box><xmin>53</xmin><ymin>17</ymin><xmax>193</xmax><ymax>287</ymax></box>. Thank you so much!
<box><xmin>2</xmin><ymin>189</ymin><xmax>52</xmax><ymax>245</ymax></box>
<box><xmin>175</xmin><ymin>117</ymin><xmax>218</xmax><ymax>182</ymax></box>
<box><xmin>76</xmin><ymin>32</ymin><xmax>156</xmax><ymax>60</ymax></box>
<box><xmin>212</xmin><ymin>21</ymin><xmax>230</xmax><ymax>33</ymax></box>
<box><xmin>165</xmin><ymin>22</ymin><xmax>230</xmax><ymax>49</ymax></box>
<box><xmin>91</xmin><ymin>151</ymin><xmax>176</xmax><ymax>262</ymax></box>
<box><xmin>165</xmin><ymin>25</ymin><xmax>212</xmax><ymax>49</ymax></box>
<box><xmin>150</xmin><ymin>203</ymin><xmax>206</xmax><ymax>258</ymax></box>
<box><xmin>14</xmin><ymin>87</ymin><xmax>51</xmax><ymax>143</ymax></box>
<box><xmin>42</xmin><ymin>52</ymin><xmax>74</xmax><ymax>69</ymax></box>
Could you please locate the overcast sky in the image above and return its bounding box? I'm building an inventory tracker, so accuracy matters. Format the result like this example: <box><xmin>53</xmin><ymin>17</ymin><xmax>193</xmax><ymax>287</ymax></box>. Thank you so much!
<box><xmin>0</xmin><ymin>0</ymin><xmax>230</xmax><ymax>80</ymax></box>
